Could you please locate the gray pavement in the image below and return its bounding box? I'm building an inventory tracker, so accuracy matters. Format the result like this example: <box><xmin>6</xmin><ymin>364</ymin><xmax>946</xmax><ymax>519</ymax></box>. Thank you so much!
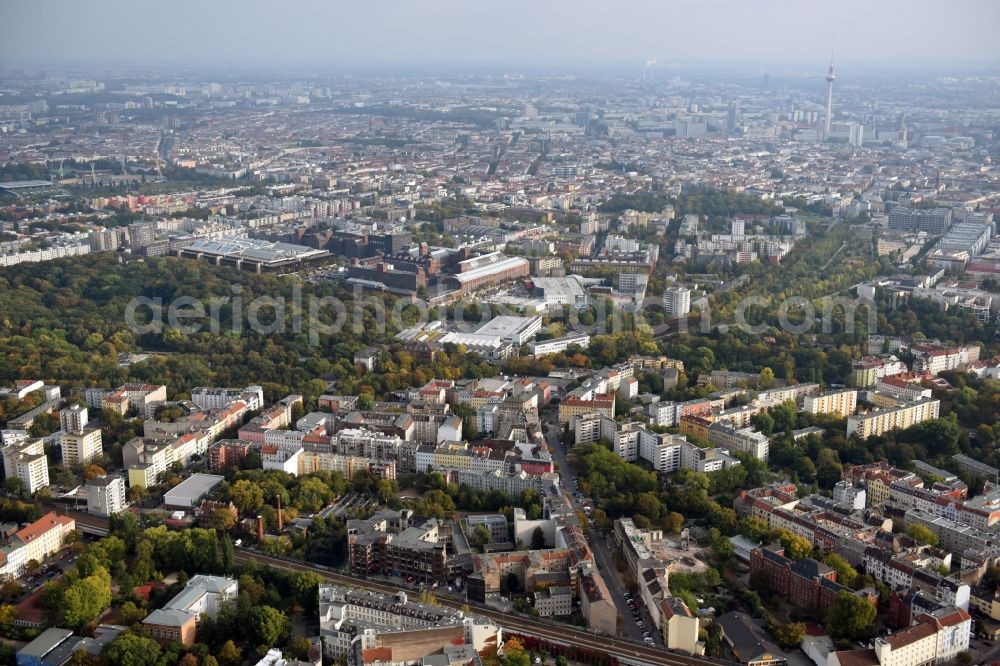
<box><xmin>542</xmin><ymin>408</ymin><xmax>661</xmax><ymax>646</ymax></box>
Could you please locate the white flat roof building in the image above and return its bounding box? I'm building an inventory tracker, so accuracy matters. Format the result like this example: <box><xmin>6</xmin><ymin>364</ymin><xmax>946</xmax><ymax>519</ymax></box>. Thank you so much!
<box><xmin>473</xmin><ymin>315</ymin><xmax>543</xmax><ymax>345</ymax></box>
<box><xmin>163</xmin><ymin>473</ymin><xmax>224</xmax><ymax>508</ymax></box>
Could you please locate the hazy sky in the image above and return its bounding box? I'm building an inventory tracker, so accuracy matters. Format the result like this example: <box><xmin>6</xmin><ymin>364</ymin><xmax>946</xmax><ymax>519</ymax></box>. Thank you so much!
<box><xmin>3</xmin><ymin>0</ymin><xmax>999</xmax><ymax>73</ymax></box>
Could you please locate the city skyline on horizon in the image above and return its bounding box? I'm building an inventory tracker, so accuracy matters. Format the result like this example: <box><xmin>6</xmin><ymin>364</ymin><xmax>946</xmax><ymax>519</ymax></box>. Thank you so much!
<box><xmin>2</xmin><ymin>0</ymin><xmax>999</xmax><ymax>73</ymax></box>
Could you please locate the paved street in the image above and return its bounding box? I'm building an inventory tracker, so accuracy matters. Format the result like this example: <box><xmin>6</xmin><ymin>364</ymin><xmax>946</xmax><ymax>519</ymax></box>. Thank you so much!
<box><xmin>543</xmin><ymin>409</ymin><xmax>661</xmax><ymax>645</ymax></box>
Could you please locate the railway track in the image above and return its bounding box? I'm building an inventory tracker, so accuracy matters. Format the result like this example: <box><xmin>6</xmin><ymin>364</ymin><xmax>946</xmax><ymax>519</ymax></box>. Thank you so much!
<box><xmin>58</xmin><ymin>507</ymin><xmax>726</xmax><ymax>666</ymax></box>
<box><xmin>234</xmin><ymin>549</ymin><xmax>723</xmax><ymax>666</ymax></box>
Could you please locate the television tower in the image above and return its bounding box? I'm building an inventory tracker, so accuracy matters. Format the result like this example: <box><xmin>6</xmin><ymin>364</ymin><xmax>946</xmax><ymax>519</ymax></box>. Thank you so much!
<box><xmin>824</xmin><ymin>40</ymin><xmax>836</xmax><ymax>135</ymax></box>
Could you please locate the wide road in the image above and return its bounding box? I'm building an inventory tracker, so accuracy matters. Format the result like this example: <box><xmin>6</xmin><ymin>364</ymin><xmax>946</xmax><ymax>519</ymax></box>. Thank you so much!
<box><xmin>542</xmin><ymin>410</ymin><xmax>659</xmax><ymax>645</ymax></box>
<box><xmin>56</xmin><ymin>484</ymin><xmax>700</xmax><ymax>664</ymax></box>
<box><xmin>234</xmin><ymin>549</ymin><xmax>719</xmax><ymax>666</ymax></box>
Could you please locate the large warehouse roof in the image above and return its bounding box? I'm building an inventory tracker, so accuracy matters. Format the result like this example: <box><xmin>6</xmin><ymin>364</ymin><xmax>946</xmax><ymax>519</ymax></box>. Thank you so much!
<box><xmin>183</xmin><ymin>236</ymin><xmax>327</xmax><ymax>264</ymax></box>
<box><xmin>163</xmin><ymin>473</ymin><xmax>224</xmax><ymax>504</ymax></box>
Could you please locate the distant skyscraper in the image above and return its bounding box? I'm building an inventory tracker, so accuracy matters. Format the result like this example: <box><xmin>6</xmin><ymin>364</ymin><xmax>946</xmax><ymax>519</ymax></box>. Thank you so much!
<box><xmin>727</xmin><ymin>101</ymin><xmax>739</xmax><ymax>134</ymax></box>
<box><xmin>824</xmin><ymin>50</ymin><xmax>836</xmax><ymax>135</ymax></box>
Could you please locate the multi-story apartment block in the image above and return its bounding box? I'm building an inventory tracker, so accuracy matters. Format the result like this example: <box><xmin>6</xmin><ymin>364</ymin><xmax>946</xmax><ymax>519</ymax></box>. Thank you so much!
<box><xmin>876</xmin><ymin>375</ymin><xmax>933</xmax><ymax>403</ymax></box>
<box><xmin>803</xmin><ymin>388</ymin><xmax>858</xmax><ymax>417</ymax></box>
<box><xmin>318</xmin><ymin>584</ymin><xmax>500</xmax><ymax>663</ymax></box>
<box><xmin>59</xmin><ymin>403</ymin><xmax>88</xmax><ymax>434</ymax></box>
<box><xmin>346</xmin><ymin>510</ymin><xmax>466</xmax><ymax>586</ymax></box>
<box><xmin>583</xmin><ymin>416</ymin><xmax>737</xmax><ymax>473</ymax></box>
<box><xmin>847</xmin><ymin>398</ymin><xmax>940</xmax><ymax>438</ymax></box>
<box><xmin>578</xmin><ymin>561</ymin><xmax>617</xmax><ymax>635</ymax></box>
<box><xmin>0</xmin><ymin>512</ymin><xmax>75</xmax><ymax>578</ymax></box>
<box><xmin>191</xmin><ymin>386</ymin><xmax>264</xmax><ymax>412</ymax></box>
<box><xmin>864</xmin><ymin>546</ymin><xmax>970</xmax><ymax>611</ymax></box>
<box><xmin>572</xmin><ymin>412</ymin><xmax>613</xmax><ymax>445</ymax></box>
<box><xmin>733</xmin><ymin>483</ymin><xmax>800</xmax><ymax>520</ymax></box>
<box><xmin>832</xmin><ymin>480</ymin><xmax>867</xmax><ymax>510</ymax></box>
<box><xmin>207</xmin><ymin>439</ymin><xmax>253</xmax><ymax>472</ymax></box>
<box><xmin>558</xmin><ymin>392</ymin><xmax>615</xmax><ymax>423</ymax></box>
<box><xmin>908</xmin><ymin>343</ymin><xmax>980</xmax><ymax>375</ymax></box>
<box><xmin>466</xmin><ymin>514</ymin><xmax>510</xmax><ymax>546</ymax></box>
<box><xmin>1</xmin><ymin>438</ymin><xmax>49</xmax><ymax>495</ymax></box>
<box><xmin>86</xmin><ymin>475</ymin><xmax>127</xmax><ymax>517</ymax></box>
<box><xmin>663</xmin><ymin>285</ymin><xmax>691</xmax><ymax>317</ymax></box>
<box><xmin>534</xmin><ymin>585</ymin><xmax>573</xmax><ymax>617</ymax></box>
<box><xmin>144</xmin><ymin>399</ymin><xmax>248</xmax><ymax>444</ymax></box>
<box><xmin>60</xmin><ymin>427</ymin><xmax>103</xmax><ymax>466</ymax></box>
<box><xmin>661</xmin><ymin>596</ymin><xmax>701</xmax><ymax>654</ymax></box>
<box><xmin>124</xmin><ymin>432</ymin><xmax>209</xmax><ymax>488</ymax></box>
<box><xmin>101</xmin><ymin>384</ymin><xmax>167</xmax><ymax>416</ymax></box>
<box><xmin>454</xmin><ymin>469</ymin><xmax>561</xmax><ymax>497</ymax></box>
<box><xmin>843</xmin><ymin>462</ymin><xmax>920</xmax><ymax>508</ymax></box>
<box><xmin>467</xmin><ymin>548</ymin><xmax>583</xmax><ymax>603</ymax></box>
<box><xmin>851</xmin><ymin>356</ymin><xmax>908</xmax><ymax>388</ymax></box>
<box><xmin>752</xmin><ymin>383</ymin><xmax>820</xmax><ymax>409</ymax></box>
<box><xmin>298</xmin><ymin>449</ymin><xmax>396</xmax><ymax>480</ymax></box>
<box><xmin>648</xmin><ymin>400</ymin><xmax>680</xmax><ymax>427</ymax></box>
<box><xmin>887</xmin><ymin>206</ymin><xmax>953</xmax><ymax>234</ymax></box>
<box><xmin>699</xmin><ymin>370</ymin><xmax>762</xmax><ymax>390</ymax></box>
<box><xmin>867</xmin><ymin>607</ymin><xmax>970</xmax><ymax>666</ymax></box>
<box><xmin>707</xmin><ymin>422</ymin><xmax>769</xmax><ymax>461</ymax></box>
<box><xmin>749</xmin><ymin>544</ymin><xmax>876</xmax><ymax>616</ymax></box>
<box><xmin>896</xmin><ymin>508</ymin><xmax>992</xmax><ymax>559</ymax></box>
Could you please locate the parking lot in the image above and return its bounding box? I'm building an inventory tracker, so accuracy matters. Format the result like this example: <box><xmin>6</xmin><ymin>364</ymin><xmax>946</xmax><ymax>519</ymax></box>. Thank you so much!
<box><xmin>17</xmin><ymin>548</ymin><xmax>76</xmax><ymax>593</ymax></box>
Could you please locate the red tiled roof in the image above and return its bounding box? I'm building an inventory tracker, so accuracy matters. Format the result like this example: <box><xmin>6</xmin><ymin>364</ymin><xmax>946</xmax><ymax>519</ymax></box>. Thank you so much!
<box><xmin>362</xmin><ymin>647</ymin><xmax>393</xmax><ymax>663</ymax></box>
<box><xmin>16</xmin><ymin>512</ymin><xmax>72</xmax><ymax>544</ymax></box>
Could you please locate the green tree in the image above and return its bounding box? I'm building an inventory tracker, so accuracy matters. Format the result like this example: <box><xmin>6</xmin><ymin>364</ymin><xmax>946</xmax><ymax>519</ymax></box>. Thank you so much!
<box><xmin>209</xmin><ymin>507</ymin><xmax>236</xmax><ymax>532</ymax></box>
<box><xmin>740</xmin><ymin>517</ymin><xmax>770</xmax><ymax>542</ymax></box>
<box><xmin>471</xmin><ymin>524</ymin><xmax>492</xmax><ymax>549</ymax></box>
<box><xmin>906</xmin><ymin>524</ymin><xmax>939</xmax><ymax>547</ymax></box>
<box><xmin>88</xmin><ymin>535</ymin><xmax>126</xmax><ymax>569</ymax></box>
<box><xmin>0</xmin><ymin>604</ymin><xmax>16</xmax><ymax>624</ymax></box>
<box><xmin>778</xmin><ymin>530</ymin><xmax>812</xmax><ymax>561</ymax></box>
<box><xmin>117</xmin><ymin>601</ymin><xmax>147</xmax><ymax>625</ymax></box>
<box><xmin>229</xmin><ymin>480</ymin><xmax>264</xmax><ymax>515</ymax></box>
<box><xmin>291</xmin><ymin>571</ymin><xmax>324</xmax><ymax>611</ymax></box>
<box><xmin>711</xmin><ymin>530</ymin><xmax>734</xmax><ymax>560</ymax></box>
<box><xmin>4</xmin><ymin>477</ymin><xmax>24</xmax><ymax>499</ymax></box>
<box><xmin>217</xmin><ymin>640</ymin><xmax>241</xmax><ymax>666</ymax></box>
<box><xmin>221</xmin><ymin>535</ymin><xmax>235</xmax><ymax>574</ymax></box>
<box><xmin>823</xmin><ymin>553</ymin><xmax>859</xmax><ymax>588</ymax></box>
<box><xmin>503</xmin><ymin>645</ymin><xmax>531</xmax><ymax>666</ymax></box>
<box><xmin>103</xmin><ymin>632</ymin><xmax>162</xmax><ymax>666</ymax></box>
<box><xmin>293</xmin><ymin>476</ymin><xmax>334</xmax><ymax>514</ymax></box>
<box><xmin>248</xmin><ymin>605</ymin><xmax>289</xmax><ymax>647</ymax></box>
<box><xmin>287</xmin><ymin>635</ymin><xmax>314</xmax><ymax>660</ymax></box>
<box><xmin>826</xmin><ymin>591</ymin><xmax>877</xmax><ymax>642</ymax></box>
<box><xmin>666</xmin><ymin>512</ymin><xmax>685</xmax><ymax>534</ymax></box>
<box><xmin>66</xmin><ymin>650</ymin><xmax>92</xmax><ymax>666</ymax></box>
<box><xmin>110</xmin><ymin>512</ymin><xmax>140</xmax><ymax>551</ymax></box>
<box><xmin>62</xmin><ymin>566</ymin><xmax>112</xmax><ymax>628</ymax></box>
<box><xmin>771</xmin><ymin>622</ymin><xmax>805</xmax><ymax>649</ymax></box>
<box><xmin>758</xmin><ymin>367</ymin><xmax>776</xmax><ymax>390</ymax></box>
